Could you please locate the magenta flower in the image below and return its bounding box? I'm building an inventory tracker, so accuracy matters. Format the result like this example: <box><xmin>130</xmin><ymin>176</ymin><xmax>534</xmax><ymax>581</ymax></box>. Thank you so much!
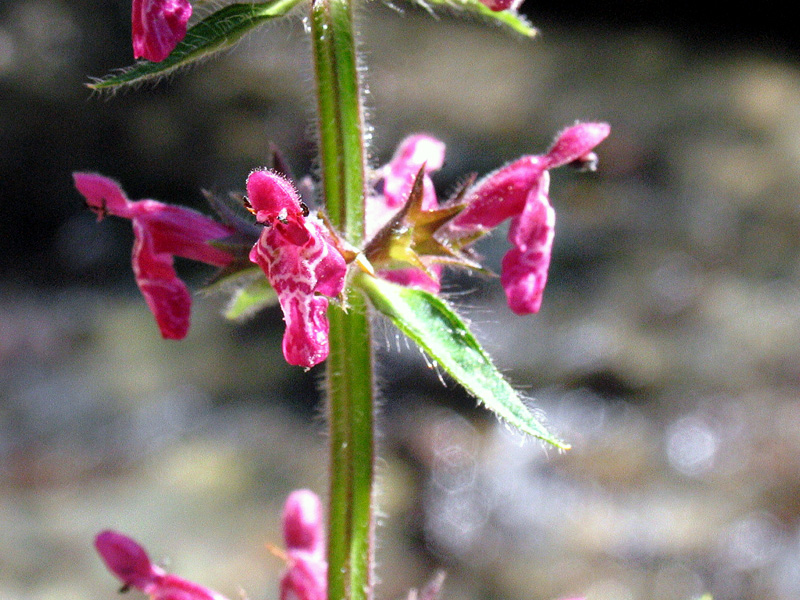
<box><xmin>280</xmin><ymin>490</ymin><xmax>327</xmax><ymax>600</ymax></box>
<box><xmin>452</xmin><ymin>122</ymin><xmax>610</xmax><ymax>314</ymax></box>
<box><xmin>73</xmin><ymin>173</ymin><xmax>235</xmax><ymax>340</ymax></box>
<box><xmin>478</xmin><ymin>0</ymin><xmax>522</xmax><ymax>11</ymax></box>
<box><xmin>367</xmin><ymin>134</ymin><xmax>446</xmax><ymax>292</ymax></box>
<box><xmin>95</xmin><ymin>530</ymin><xmax>230</xmax><ymax>600</ymax></box>
<box><xmin>132</xmin><ymin>0</ymin><xmax>192</xmax><ymax>62</ymax></box>
<box><xmin>246</xmin><ymin>169</ymin><xmax>347</xmax><ymax>368</ymax></box>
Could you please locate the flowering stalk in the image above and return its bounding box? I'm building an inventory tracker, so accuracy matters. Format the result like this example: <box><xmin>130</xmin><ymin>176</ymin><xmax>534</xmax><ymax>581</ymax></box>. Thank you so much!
<box><xmin>310</xmin><ymin>2</ymin><xmax>375</xmax><ymax>600</ymax></box>
<box><xmin>85</xmin><ymin>2</ymin><xmax>607</xmax><ymax>600</ymax></box>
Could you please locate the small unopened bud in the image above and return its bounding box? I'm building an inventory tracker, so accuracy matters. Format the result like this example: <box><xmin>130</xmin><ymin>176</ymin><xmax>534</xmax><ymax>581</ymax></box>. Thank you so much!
<box><xmin>283</xmin><ymin>489</ymin><xmax>324</xmax><ymax>553</ymax></box>
<box><xmin>280</xmin><ymin>490</ymin><xmax>327</xmax><ymax>600</ymax></box>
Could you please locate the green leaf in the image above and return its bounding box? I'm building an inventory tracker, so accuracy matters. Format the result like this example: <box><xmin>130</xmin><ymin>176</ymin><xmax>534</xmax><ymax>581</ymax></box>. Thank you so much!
<box><xmin>223</xmin><ymin>270</ymin><xmax>278</xmax><ymax>320</ymax></box>
<box><xmin>89</xmin><ymin>0</ymin><xmax>304</xmax><ymax>90</ymax></box>
<box><xmin>356</xmin><ymin>273</ymin><xmax>567</xmax><ymax>448</ymax></box>
<box><xmin>413</xmin><ymin>0</ymin><xmax>537</xmax><ymax>37</ymax></box>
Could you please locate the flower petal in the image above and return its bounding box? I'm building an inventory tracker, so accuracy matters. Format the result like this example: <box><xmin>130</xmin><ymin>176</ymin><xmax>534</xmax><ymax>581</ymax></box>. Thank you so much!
<box><xmin>136</xmin><ymin>203</ymin><xmax>235</xmax><ymax>266</ymax></box>
<box><xmin>545</xmin><ymin>122</ymin><xmax>610</xmax><ymax>170</ymax></box>
<box><xmin>281</xmin><ymin>490</ymin><xmax>327</xmax><ymax>600</ymax></box>
<box><xmin>249</xmin><ymin>220</ymin><xmax>345</xmax><ymax>368</ymax></box>
<box><xmin>452</xmin><ymin>155</ymin><xmax>548</xmax><ymax>231</ymax></box>
<box><xmin>150</xmin><ymin>573</ymin><xmax>231</xmax><ymax>600</ymax></box>
<box><xmin>500</xmin><ymin>171</ymin><xmax>555</xmax><ymax>314</ymax></box>
<box><xmin>282</xmin><ymin>291</ymin><xmax>332</xmax><ymax>368</ymax></box>
<box><xmin>95</xmin><ymin>530</ymin><xmax>156</xmax><ymax>591</ymax></box>
<box><xmin>383</xmin><ymin>134</ymin><xmax>445</xmax><ymax>209</ymax></box>
<box><xmin>478</xmin><ymin>0</ymin><xmax>521</xmax><ymax>10</ymax></box>
<box><xmin>380</xmin><ymin>266</ymin><xmax>441</xmax><ymax>292</ymax></box>
<box><xmin>246</xmin><ymin>169</ymin><xmax>309</xmax><ymax>246</ymax></box>
<box><xmin>132</xmin><ymin>0</ymin><xmax>192</xmax><ymax>62</ymax></box>
<box><xmin>280</xmin><ymin>552</ymin><xmax>327</xmax><ymax>600</ymax></box>
<box><xmin>133</xmin><ymin>219</ymin><xmax>193</xmax><ymax>339</ymax></box>
<box><xmin>73</xmin><ymin>172</ymin><xmax>134</xmax><ymax>218</ymax></box>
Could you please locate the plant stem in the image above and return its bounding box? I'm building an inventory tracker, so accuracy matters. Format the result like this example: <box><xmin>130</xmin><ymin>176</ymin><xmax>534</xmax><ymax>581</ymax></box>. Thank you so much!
<box><xmin>326</xmin><ymin>301</ymin><xmax>374</xmax><ymax>600</ymax></box>
<box><xmin>311</xmin><ymin>2</ymin><xmax>374</xmax><ymax>600</ymax></box>
<box><xmin>311</xmin><ymin>0</ymin><xmax>366</xmax><ymax>241</ymax></box>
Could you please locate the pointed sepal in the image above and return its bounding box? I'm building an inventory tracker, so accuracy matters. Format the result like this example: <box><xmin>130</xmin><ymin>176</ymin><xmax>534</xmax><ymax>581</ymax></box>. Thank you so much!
<box><xmin>365</xmin><ymin>167</ymin><xmax>480</xmax><ymax>276</ymax></box>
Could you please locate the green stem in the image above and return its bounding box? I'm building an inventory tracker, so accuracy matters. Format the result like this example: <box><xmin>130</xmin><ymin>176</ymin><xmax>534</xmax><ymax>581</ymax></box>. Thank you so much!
<box><xmin>311</xmin><ymin>0</ymin><xmax>367</xmax><ymax>242</ymax></box>
<box><xmin>311</xmin><ymin>2</ymin><xmax>374</xmax><ymax>600</ymax></box>
<box><xmin>326</xmin><ymin>301</ymin><xmax>374</xmax><ymax>600</ymax></box>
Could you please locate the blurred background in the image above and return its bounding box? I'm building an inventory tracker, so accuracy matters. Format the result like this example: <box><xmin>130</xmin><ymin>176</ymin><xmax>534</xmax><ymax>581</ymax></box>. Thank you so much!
<box><xmin>3</xmin><ymin>1</ymin><xmax>800</xmax><ymax>599</ymax></box>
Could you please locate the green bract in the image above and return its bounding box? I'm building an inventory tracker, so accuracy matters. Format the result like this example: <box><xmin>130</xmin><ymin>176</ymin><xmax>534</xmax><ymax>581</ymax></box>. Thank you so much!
<box><xmin>223</xmin><ymin>271</ymin><xmax>278</xmax><ymax>320</ymax></box>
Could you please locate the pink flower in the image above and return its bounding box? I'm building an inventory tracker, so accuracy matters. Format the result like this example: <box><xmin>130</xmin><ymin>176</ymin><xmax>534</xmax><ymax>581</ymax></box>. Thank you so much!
<box><xmin>280</xmin><ymin>490</ymin><xmax>327</xmax><ymax>600</ymax></box>
<box><xmin>478</xmin><ymin>0</ymin><xmax>522</xmax><ymax>11</ymax></box>
<box><xmin>452</xmin><ymin>122</ymin><xmax>610</xmax><ymax>314</ymax></box>
<box><xmin>73</xmin><ymin>172</ymin><xmax>235</xmax><ymax>339</ymax></box>
<box><xmin>246</xmin><ymin>169</ymin><xmax>347</xmax><ymax>368</ymax></box>
<box><xmin>94</xmin><ymin>530</ymin><xmax>230</xmax><ymax>600</ymax></box>
<box><xmin>132</xmin><ymin>0</ymin><xmax>192</xmax><ymax>62</ymax></box>
<box><xmin>367</xmin><ymin>134</ymin><xmax>446</xmax><ymax>292</ymax></box>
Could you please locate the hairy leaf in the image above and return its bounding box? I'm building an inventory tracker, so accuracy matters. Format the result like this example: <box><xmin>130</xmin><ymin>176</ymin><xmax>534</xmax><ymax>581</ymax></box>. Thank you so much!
<box><xmin>410</xmin><ymin>0</ymin><xmax>536</xmax><ymax>37</ymax></box>
<box><xmin>90</xmin><ymin>0</ymin><xmax>304</xmax><ymax>90</ymax></box>
<box><xmin>357</xmin><ymin>274</ymin><xmax>567</xmax><ymax>448</ymax></box>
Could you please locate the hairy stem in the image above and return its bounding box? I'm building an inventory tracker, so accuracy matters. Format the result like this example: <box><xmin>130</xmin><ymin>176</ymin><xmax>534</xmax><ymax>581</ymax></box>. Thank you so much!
<box><xmin>311</xmin><ymin>2</ymin><xmax>374</xmax><ymax>600</ymax></box>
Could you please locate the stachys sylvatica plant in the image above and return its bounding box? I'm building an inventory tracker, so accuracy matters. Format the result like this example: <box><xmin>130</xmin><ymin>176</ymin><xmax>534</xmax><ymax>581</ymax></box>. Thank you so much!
<box><xmin>76</xmin><ymin>1</ymin><xmax>610</xmax><ymax>599</ymax></box>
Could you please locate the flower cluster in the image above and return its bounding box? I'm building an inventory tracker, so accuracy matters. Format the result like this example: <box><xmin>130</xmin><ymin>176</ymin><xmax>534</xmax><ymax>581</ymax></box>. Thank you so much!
<box><xmin>73</xmin><ymin>169</ymin><xmax>347</xmax><ymax>369</ymax></box>
<box><xmin>364</xmin><ymin>122</ymin><xmax>610</xmax><ymax>314</ymax></box>
<box><xmin>95</xmin><ymin>490</ymin><xmax>583</xmax><ymax>600</ymax></box>
<box><xmin>73</xmin><ymin>122</ymin><xmax>607</xmax><ymax>367</ymax></box>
